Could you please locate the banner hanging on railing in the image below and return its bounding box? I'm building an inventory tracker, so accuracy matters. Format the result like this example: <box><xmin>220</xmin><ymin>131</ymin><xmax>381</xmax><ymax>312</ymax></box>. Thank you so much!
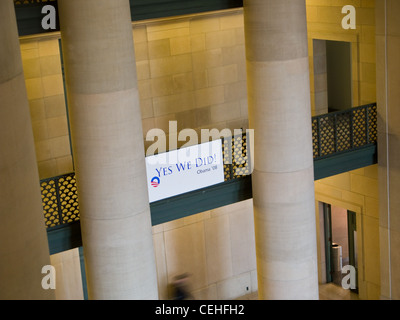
<box><xmin>145</xmin><ymin>139</ymin><xmax>225</xmax><ymax>203</ymax></box>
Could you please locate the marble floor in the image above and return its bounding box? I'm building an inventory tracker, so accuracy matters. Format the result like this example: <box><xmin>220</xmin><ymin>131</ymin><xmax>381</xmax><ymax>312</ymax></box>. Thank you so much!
<box><xmin>237</xmin><ymin>283</ymin><xmax>359</xmax><ymax>300</ymax></box>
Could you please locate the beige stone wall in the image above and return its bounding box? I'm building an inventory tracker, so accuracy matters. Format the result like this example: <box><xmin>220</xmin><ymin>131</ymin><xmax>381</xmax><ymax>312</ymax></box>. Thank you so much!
<box><xmin>20</xmin><ymin>9</ymin><xmax>248</xmax><ymax>179</ymax></box>
<box><xmin>153</xmin><ymin>199</ymin><xmax>256</xmax><ymax>300</ymax></box>
<box><xmin>134</xmin><ymin>9</ymin><xmax>248</xmax><ymax>152</ymax></box>
<box><xmin>312</xmin><ymin>39</ymin><xmax>329</xmax><ymax>115</ymax></box>
<box><xmin>376</xmin><ymin>0</ymin><xmax>400</xmax><ymax>300</ymax></box>
<box><xmin>21</xmin><ymin>5</ymin><xmax>377</xmax><ymax>178</ymax></box>
<box><xmin>22</xmin><ymin>5</ymin><xmax>381</xmax><ymax>299</ymax></box>
<box><xmin>306</xmin><ymin>0</ymin><xmax>376</xmax><ymax>115</ymax></box>
<box><xmin>21</xmin><ymin>8</ymin><xmax>251</xmax><ymax>300</ymax></box>
<box><xmin>51</xmin><ymin>200</ymin><xmax>256</xmax><ymax>300</ymax></box>
<box><xmin>50</xmin><ymin>248</ymin><xmax>84</xmax><ymax>300</ymax></box>
<box><xmin>306</xmin><ymin>0</ymin><xmax>380</xmax><ymax>300</ymax></box>
<box><xmin>20</xmin><ymin>36</ymin><xmax>73</xmax><ymax>179</ymax></box>
<box><xmin>315</xmin><ymin>166</ymin><xmax>380</xmax><ymax>299</ymax></box>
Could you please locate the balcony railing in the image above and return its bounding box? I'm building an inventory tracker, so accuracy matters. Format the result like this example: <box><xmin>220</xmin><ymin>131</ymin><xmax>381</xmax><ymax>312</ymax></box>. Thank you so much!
<box><xmin>312</xmin><ymin>103</ymin><xmax>377</xmax><ymax>159</ymax></box>
<box><xmin>40</xmin><ymin>103</ymin><xmax>377</xmax><ymax>229</ymax></box>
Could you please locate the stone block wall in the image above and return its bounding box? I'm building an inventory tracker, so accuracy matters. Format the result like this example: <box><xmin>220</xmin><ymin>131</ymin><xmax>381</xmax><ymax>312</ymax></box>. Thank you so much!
<box><xmin>20</xmin><ymin>5</ymin><xmax>382</xmax><ymax>300</ymax></box>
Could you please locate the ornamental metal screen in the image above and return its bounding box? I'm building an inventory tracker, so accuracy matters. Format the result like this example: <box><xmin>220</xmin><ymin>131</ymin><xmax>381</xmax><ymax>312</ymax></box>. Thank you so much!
<box><xmin>41</xmin><ymin>173</ymin><xmax>79</xmax><ymax>228</ymax></box>
<box><xmin>223</xmin><ymin>131</ymin><xmax>252</xmax><ymax>181</ymax></box>
<box><xmin>312</xmin><ymin>103</ymin><xmax>377</xmax><ymax>159</ymax></box>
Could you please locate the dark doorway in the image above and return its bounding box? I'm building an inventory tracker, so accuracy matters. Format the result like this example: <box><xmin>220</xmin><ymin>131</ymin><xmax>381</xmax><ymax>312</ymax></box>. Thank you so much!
<box><xmin>323</xmin><ymin>203</ymin><xmax>358</xmax><ymax>293</ymax></box>
<box><xmin>326</xmin><ymin>40</ymin><xmax>353</xmax><ymax>112</ymax></box>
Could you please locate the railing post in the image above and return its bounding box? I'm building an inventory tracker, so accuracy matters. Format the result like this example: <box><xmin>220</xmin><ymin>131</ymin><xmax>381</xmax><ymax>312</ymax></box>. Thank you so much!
<box><xmin>317</xmin><ymin>117</ymin><xmax>322</xmax><ymax>158</ymax></box>
<box><xmin>350</xmin><ymin>109</ymin><xmax>354</xmax><ymax>149</ymax></box>
<box><xmin>223</xmin><ymin>136</ymin><xmax>233</xmax><ymax>180</ymax></box>
<box><xmin>54</xmin><ymin>176</ymin><xmax>63</xmax><ymax>226</ymax></box>
<box><xmin>365</xmin><ymin>105</ymin><xmax>370</xmax><ymax>144</ymax></box>
<box><xmin>334</xmin><ymin>113</ymin><xmax>338</xmax><ymax>153</ymax></box>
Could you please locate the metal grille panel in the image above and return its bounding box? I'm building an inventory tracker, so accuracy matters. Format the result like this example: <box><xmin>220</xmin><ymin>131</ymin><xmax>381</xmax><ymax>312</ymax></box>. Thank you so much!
<box><xmin>312</xmin><ymin>118</ymin><xmax>319</xmax><ymax>158</ymax></box>
<box><xmin>319</xmin><ymin>116</ymin><xmax>335</xmax><ymax>157</ymax></box>
<box><xmin>232</xmin><ymin>134</ymin><xmax>251</xmax><ymax>178</ymax></box>
<box><xmin>312</xmin><ymin>103</ymin><xmax>377</xmax><ymax>160</ymax></box>
<box><xmin>336</xmin><ymin>113</ymin><xmax>352</xmax><ymax>152</ymax></box>
<box><xmin>41</xmin><ymin>173</ymin><xmax>79</xmax><ymax>228</ymax></box>
<box><xmin>59</xmin><ymin>175</ymin><xmax>80</xmax><ymax>224</ymax></box>
<box><xmin>223</xmin><ymin>137</ymin><xmax>232</xmax><ymax>181</ymax></box>
<box><xmin>368</xmin><ymin>104</ymin><xmax>378</xmax><ymax>143</ymax></box>
<box><xmin>352</xmin><ymin>108</ymin><xmax>367</xmax><ymax>147</ymax></box>
<box><xmin>41</xmin><ymin>179</ymin><xmax>60</xmax><ymax>228</ymax></box>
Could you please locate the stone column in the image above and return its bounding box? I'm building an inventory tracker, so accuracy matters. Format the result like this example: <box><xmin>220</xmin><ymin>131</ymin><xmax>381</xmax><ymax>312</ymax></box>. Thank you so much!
<box><xmin>376</xmin><ymin>0</ymin><xmax>400</xmax><ymax>300</ymax></box>
<box><xmin>243</xmin><ymin>0</ymin><xmax>319</xmax><ymax>299</ymax></box>
<box><xmin>0</xmin><ymin>0</ymin><xmax>54</xmax><ymax>300</ymax></box>
<box><xmin>58</xmin><ymin>0</ymin><xmax>158</xmax><ymax>299</ymax></box>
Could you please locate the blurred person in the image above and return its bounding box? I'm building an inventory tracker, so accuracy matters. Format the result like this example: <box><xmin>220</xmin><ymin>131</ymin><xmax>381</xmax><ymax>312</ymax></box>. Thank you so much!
<box><xmin>172</xmin><ymin>273</ymin><xmax>193</xmax><ymax>300</ymax></box>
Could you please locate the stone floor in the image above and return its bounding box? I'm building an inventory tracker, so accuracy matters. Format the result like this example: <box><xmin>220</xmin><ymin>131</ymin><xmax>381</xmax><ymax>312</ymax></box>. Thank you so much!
<box><xmin>237</xmin><ymin>283</ymin><xmax>359</xmax><ymax>300</ymax></box>
<box><xmin>318</xmin><ymin>283</ymin><xmax>359</xmax><ymax>300</ymax></box>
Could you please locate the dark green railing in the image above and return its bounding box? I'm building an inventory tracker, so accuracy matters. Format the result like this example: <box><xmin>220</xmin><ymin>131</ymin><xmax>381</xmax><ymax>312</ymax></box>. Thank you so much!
<box><xmin>41</xmin><ymin>131</ymin><xmax>251</xmax><ymax>228</ymax></box>
<box><xmin>312</xmin><ymin>103</ymin><xmax>377</xmax><ymax>160</ymax></box>
<box><xmin>40</xmin><ymin>103</ymin><xmax>377</xmax><ymax>229</ymax></box>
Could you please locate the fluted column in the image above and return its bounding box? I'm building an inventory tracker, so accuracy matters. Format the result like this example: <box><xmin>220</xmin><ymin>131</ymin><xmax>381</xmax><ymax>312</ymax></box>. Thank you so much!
<box><xmin>0</xmin><ymin>0</ymin><xmax>54</xmax><ymax>300</ymax></box>
<box><xmin>58</xmin><ymin>0</ymin><xmax>158</xmax><ymax>299</ymax></box>
<box><xmin>376</xmin><ymin>0</ymin><xmax>400</xmax><ymax>300</ymax></box>
<box><xmin>243</xmin><ymin>0</ymin><xmax>319</xmax><ymax>299</ymax></box>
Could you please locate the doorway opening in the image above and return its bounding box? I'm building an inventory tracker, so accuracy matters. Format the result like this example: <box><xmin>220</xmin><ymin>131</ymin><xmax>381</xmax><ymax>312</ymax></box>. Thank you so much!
<box><xmin>313</xmin><ymin>39</ymin><xmax>353</xmax><ymax>114</ymax></box>
<box><xmin>326</xmin><ymin>40</ymin><xmax>353</xmax><ymax>112</ymax></box>
<box><xmin>321</xmin><ymin>202</ymin><xmax>358</xmax><ymax>293</ymax></box>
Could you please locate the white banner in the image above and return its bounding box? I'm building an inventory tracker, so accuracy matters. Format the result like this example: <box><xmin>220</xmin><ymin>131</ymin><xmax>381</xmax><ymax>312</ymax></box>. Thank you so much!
<box><xmin>145</xmin><ymin>139</ymin><xmax>225</xmax><ymax>203</ymax></box>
